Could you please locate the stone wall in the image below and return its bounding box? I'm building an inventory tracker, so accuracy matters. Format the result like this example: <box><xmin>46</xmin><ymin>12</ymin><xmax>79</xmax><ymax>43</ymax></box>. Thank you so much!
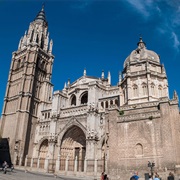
<box><xmin>107</xmin><ymin>100</ymin><xmax>180</xmax><ymax>180</ymax></box>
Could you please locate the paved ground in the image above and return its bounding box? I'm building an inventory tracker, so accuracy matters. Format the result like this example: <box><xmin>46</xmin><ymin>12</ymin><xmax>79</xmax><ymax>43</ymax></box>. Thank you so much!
<box><xmin>0</xmin><ymin>169</ymin><xmax>94</xmax><ymax>180</ymax></box>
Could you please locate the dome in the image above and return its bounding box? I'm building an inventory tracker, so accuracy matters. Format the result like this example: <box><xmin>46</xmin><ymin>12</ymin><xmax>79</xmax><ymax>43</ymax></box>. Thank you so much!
<box><xmin>123</xmin><ymin>38</ymin><xmax>160</xmax><ymax>68</ymax></box>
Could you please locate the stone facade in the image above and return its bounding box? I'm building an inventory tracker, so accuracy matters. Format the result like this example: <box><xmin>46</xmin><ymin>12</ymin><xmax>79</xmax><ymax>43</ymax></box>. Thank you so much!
<box><xmin>1</xmin><ymin>6</ymin><xmax>180</xmax><ymax>180</ymax></box>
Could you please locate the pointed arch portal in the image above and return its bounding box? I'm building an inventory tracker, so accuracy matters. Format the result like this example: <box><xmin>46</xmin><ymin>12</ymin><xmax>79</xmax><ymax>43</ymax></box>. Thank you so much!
<box><xmin>39</xmin><ymin>139</ymin><xmax>48</xmax><ymax>158</ymax></box>
<box><xmin>60</xmin><ymin>125</ymin><xmax>86</xmax><ymax>171</ymax></box>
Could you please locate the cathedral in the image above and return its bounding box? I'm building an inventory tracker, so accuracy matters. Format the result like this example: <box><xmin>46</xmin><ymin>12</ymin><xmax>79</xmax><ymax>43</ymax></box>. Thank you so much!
<box><xmin>1</xmin><ymin>6</ymin><xmax>180</xmax><ymax>180</ymax></box>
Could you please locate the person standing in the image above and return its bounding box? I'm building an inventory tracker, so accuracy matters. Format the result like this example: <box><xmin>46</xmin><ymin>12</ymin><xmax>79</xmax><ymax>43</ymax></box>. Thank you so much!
<box><xmin>149</xmin><ymin>174</ymin><xmax>153</xmax><ymax>180</ymax></box>
<box><xmin>167</xmin><ymin>172</ymin><xmax>174</xmax><ymax>180</ymax></box>
<box><xmin>154</xmin><ymin>175</ymin><xmax>160</xmax><ymax>180</ymax></box>
<box><xmin>104</xmin><ymin>174</ymin><xmax>108</xmax><ymax>180</ymax></box>
<box><xmin>130</xmin><ymin>172</ymin><xmax>139</xmax><ymax>180</ymax></box>
<box><xmin>101</xmin><ymin>172</ymin><xmax>104</xmax><ymax>180</ymax></box>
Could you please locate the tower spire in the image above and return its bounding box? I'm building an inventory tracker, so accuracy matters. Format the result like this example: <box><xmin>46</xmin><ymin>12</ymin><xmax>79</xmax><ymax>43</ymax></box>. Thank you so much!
<box><xmin>137</xmin><ymin>36</ymin><xmax>146</xmax><ymax>49</ymax></box>
<box><xmin>34</xmin><ymin>4</ymin><xmax>47</xmax><ymax>25</ymax></box>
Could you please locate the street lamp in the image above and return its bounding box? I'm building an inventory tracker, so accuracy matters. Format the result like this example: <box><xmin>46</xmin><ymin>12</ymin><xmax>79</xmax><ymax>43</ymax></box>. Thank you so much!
<box><xmin>148</xmin><ymin>161</ymin><xmax>155</xmax><ymax>176</ymax></box>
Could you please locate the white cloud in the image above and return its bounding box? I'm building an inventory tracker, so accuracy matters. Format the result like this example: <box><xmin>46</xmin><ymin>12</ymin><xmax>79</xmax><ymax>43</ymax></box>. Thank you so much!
<box><xmin>126</xmin><ymin>0</ymin><xmax>180</xmax><ymax>52</ymax></box>
<box><xmin>71</xmin><ymin>0</ymin><xmax>92</xmax><ymax>10</ymax></box>
<box><xmin>126</xmin><ymin>0</ymin><xmax>149</xmax><ymax>17</ymax></box>
<box><xmin>125</xmin><ymin>0</ymin><xmax>156</xmax><ymax>18</ymax></box>
<box><xmin>171</xmin><ymin>32</ymin><xmax>180</xmax><ymax>51</ymax></box>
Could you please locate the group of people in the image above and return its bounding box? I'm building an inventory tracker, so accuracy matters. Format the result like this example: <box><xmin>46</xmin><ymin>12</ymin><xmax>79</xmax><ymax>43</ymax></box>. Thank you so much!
<box><xmin>149</xmin><ymin>172</ymin><xmax>161</xmax><ymax>180</ymax></box>
<box><xmin>130</xmin><ymin>171</ymin><xmax>175</xmax><ymax>180</ymax></box>
<box><xmin>1</xmin><ymin>161</ymin><xmax>14</xmax><ymax>174</ymax></box>
<box><xmin>2</xmin><ymin>161</ymin><xmax>8</xmax><ymax>174</ymax></box>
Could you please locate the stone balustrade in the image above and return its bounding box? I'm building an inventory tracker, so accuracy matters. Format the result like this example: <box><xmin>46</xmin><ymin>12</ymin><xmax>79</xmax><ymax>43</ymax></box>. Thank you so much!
<box><xmin>60</xmin><ymin>105</ymin><xmax>88</xmax><ymax>118</ymax></box>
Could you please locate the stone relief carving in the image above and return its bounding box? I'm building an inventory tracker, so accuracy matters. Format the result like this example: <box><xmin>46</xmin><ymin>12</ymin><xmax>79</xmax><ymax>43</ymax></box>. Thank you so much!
<box><xmin>48</xmin><ymin>133</ymin><xmax>57</xmax><ymax>143</ymax></box>
<box><xmin>87</xmin><ymin>129</ymin><xmax>99</xmax><ymax>140</ymax></box>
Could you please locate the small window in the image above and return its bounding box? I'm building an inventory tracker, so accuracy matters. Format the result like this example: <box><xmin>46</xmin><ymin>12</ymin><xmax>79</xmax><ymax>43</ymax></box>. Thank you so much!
<box><xmin>151</xmin><ymin>83</ymin><xmax>155</xmax><ymax>95</ymax></box>
<box><xmin>133</xmin><ymin>84</ymin><xmax>138</xmax><ymax>97</ymax></box>
<box><xmin>105</xmin><ymin>101</ymin><xmax>108</xmax><ymax>108</ymax></box>
<box><xmin>158</xmin><ymin>85</ymin><xmax>162</xmax><ymax>97</ymax></box>
<box><xmin>135</xmin><ymin>143</ymin><xmax>143</xmax><ymax>156</ymax></box>
<box><xmin>142</xmin><ymin>83</ymin><xmax>147</xmax><ymax>96</ymax></box>
<box><xmin>71</xmin><ymin>95</ymin><xmax>76</xmax><ymax>106</ymax></box>
<box><xmin>16</xmin><ymin>59</ymin><xmax>21</xmax><ymax>69</ymax></box>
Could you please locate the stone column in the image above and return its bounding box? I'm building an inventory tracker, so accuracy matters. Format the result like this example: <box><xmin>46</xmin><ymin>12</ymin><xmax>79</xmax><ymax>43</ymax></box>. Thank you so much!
<box><xmin>47</xmin><ymin>134</ymin><xmax>57</xmax><ymax>172</ymax></box>
<box><xmin>84</xmin><ymin>157</ymin><xmax>87</xmax><ymax>173</ymax></box>
<box><xmin>65</xmin><ymin>156</ymin><xmax>69</xmax><ymax>172</ymax></box>
<box><xmin>44</xmin><ymin>157</ymin><xmax>49</xmax><ymax>172</ymax></box>
<box><xmin>94</xmin><ymin>158</ymin><xmax>97</xmax><ymax>175</ymax></box>
<box><xmin>19</xmin><ymin>154</ymin><xmax>23</xmax><ymax>166</ymax></box>
<box><xmin>30</xmin><ymin>157</ymin><xmax>33</xmax><ymax>168</ymax></box>
<box><xmin>13</xmin><ymin>152</ymin><xmax>18</xmax><ymax>165</ymax></box>
<box><xmin>55</xmin><ymin>154</ymin><xmax>60</xmax><ymax>172</ymax></box>
<box><xmin>74</xmin><ymin>156</ymin><xmax>77</xmax><ymax>172</ymax></box>
<box><xmin>48</xmin><ymin>138</ymin><xmax>56</xmax><ymax>159</ymax></box>
<box><xmin>37</xmin><ymin>157</ymin><xmax>40</xmax><ymax>168</ymax></box>
<box><xmin>25</xmin><ymin>155</ymin><xmax>28</xmax><ymax>167</ymax></box>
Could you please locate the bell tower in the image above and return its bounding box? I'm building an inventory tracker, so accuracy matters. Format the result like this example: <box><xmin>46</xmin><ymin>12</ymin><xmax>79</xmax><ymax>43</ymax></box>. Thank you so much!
<box><xmin>1</xmin><ymin>5</ymin><xmax>54</xmax><ymax>164</ymax></box>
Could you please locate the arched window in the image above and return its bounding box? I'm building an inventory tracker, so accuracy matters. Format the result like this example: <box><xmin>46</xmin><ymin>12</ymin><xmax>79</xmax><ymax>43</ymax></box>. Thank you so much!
<box><xmin>40</xmin><ymin>35</ymin><xmax>44</xmax><ymax>49</ymax></box>
<box><xmin>158</xmin><ymin>85</ymin><xmax>162</xmax><ymax>97</ymax></box>
<box><xmin>101</xmin><ymin>102</ymin><xmax>104</xmax><ymax>108</ymax></box>
<box><xmin>151</xmin><ymin>83</ymin><xmax>155</xmax><ymax>96</ymax></box>
<box><xmin>36</xmin><ymin>34</ymin><xmax>39</xmax><ymax>43</ymax></box>
<box><xmin>41</xmin><ymin>61</ymin><xmax>45</xmax><ymax>69</ymax></box>
<box><xmin>133</xmin><ymin>84</ymin><xmax>138</xmax><ymax>97</ymax></box>
<box><xmin>21</xmin><ymin>56</ymin><xmax>26</xmax><ymax>67</ymax></box>
<box><xmin>110</xmin><ymin>100</ymin><xmax>113</xmax><ymax>105</ymax></box>
<box><xmin>71</xmin><ymin>95</ymin><xmax>76</xmax><ymax>106</ymax></box>
<box><xmin>135</xmin><ymin>143</ymin><xmax>143</xmax><ymax>156</ymax></box>
<box><xmin>16</xmin><ymin>59</ymin><xmax>21</xmax><ymax>69</ymax></box>
<box><xmin>81</xmin><ymin>92</ymin><xmax>88</xmax><ymax>104</ymax></box>
<box><xmin>105</xmin><ymin>101</ymin><xmax>108</xmax><ymax>108</ymax></box>
<box><xmin>30</xmin><ymin>30</ymin><xmax>34</xmax><ymax>42</ymax></box>
<box><xmin>115</xmin><ymin>99</ymin><xmax>118</xmax><ymax>106</ymax></box>
<box><xmin>123</xmin><ymin>89</ymin><xmax>126</xmax><ymax>103</ymax></box>
<box><xmin>142</xmin><ymin>83</ymin><xmax>147</xmax><ymax>96</ymax></box>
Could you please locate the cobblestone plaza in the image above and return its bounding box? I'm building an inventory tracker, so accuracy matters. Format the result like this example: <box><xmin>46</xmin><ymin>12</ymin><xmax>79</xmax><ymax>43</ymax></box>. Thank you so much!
<box><xmin>0</xmin><ymin>169</ymin><xmax>90</xmax><ymax>180</ymax></box>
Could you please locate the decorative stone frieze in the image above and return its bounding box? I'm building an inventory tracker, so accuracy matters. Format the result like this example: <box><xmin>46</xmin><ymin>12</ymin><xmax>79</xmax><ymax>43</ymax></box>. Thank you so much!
<box><xmin>117</xmin><ymin>110</ymin><xmax>161</xmax><ymax>122</ymax></box>
<box><xmin>120</xmin><ymin>101</ymin><xmax>159</xmax><ymax>111</ymax></box>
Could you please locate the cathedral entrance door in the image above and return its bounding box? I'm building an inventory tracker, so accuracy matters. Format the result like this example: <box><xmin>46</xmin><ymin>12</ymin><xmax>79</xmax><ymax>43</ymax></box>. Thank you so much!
<box><xmin>60</xmin><ymin>126</ymin><xmax>86</xmax><ymax>172</ymax></box>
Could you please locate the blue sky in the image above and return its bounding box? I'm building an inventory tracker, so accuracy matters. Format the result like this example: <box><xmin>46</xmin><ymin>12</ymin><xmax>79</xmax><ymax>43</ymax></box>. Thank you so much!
<box><xmin>0</xmin><ymin>0</ymin><xmax>180</xmax><ymax>113</ymax></box>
